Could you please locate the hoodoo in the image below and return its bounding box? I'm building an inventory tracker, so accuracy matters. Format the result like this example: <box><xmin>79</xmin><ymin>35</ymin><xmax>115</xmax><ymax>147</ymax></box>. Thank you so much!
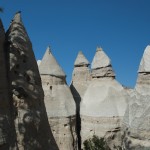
<box><xmin>39</xmin><ymin>47</ymin><xmax>77</xmax><ymax>150</ymax></box>
<box><xmin>123</xmin><ymin>45</ymin><xmax>150</xmax><ymax>149</ymax></box>
<box><xmin>70</xmin><ymin>51</ymin><xmax>91</xmax><ymax>149</ymax></box>
<box><xmin>0</xmin><ymin>19</ymin><xmax>17</xmax><ymax>149</ymax></box>
<box><xmin>6</xmin><ymin>12</ymin><xmax>57</xmax><ymax>149</ymax></box>
<box><xmin>80</xmin><ymin>47</ymin><xmax>128</xmax><ymax>149</ymax></box>
<box><xmin>136</xmin><ymin>45</ymin><xmax>150</xmax><ymax>95</ymax></box>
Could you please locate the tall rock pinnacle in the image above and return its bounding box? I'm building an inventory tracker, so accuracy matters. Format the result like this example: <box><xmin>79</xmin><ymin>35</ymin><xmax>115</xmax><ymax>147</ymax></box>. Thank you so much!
<box><xmin>70</xmin><ymin>51</ymin><xmax>91</xmax><ymax>149</ymax></box>
<box><xmin>136</xmin><ymin>45</ymin><xmax>150</xmax><ymax>95</ymax></box>
<box><xmin>39</xmin><ymin>47</ymin><xmax>77</xmax><ymax>150</ymax></box>
<box><xmin>80</xmin><ymin>47</ymin><xmax>128</xmax><ymax>149</ymax></box>
<box><xmin>6</xmin><ymin>12</ymin><xmax>58</xmax><ymax>149</ymax></box>
<box><xmin>91</xmin><ymin>47</ymin><xmax>115</xmax><ymax>78</ymax></box>
<box><xmin>0</xmin><ymin>19</ymin><xmax>17</xmax><ymax>149</ymax></box>
<box><xmin>138</xmin><ymin>45</ymin><xmax>150</xmax><ymax>73</ymax></box>
<box><xmin>123</xmin><ymin>45</ymin><xmax>150</xmax><ymax>149</ymax></box>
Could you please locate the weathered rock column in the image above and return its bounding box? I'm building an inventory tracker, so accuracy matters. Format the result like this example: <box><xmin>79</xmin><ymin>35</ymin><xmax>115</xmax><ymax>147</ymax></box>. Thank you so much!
<box><xmin>80</xmin><ymin>47</ymin><xmax>128</xmax><ymax>149</ymax></box>
<box><xmin>6</xmin><ymin>12</ymin><xmax>57</xmax><ymax>150</ymax></box>
<box><xmin>0</xmin><ymin>19</ymin><xmax>18</xmax><ymax>150</ymax></box>
<box><xmin>70</xmin><ymin>51</ymin><xmax>91</xmax><ymax>149</ymax></box>
<box><xmin>39</xmin><ymin>47</ymin><xmax>77</xmax><ymax>150</ymax></box>
<box><xmin>123</xmin><ymin>45</ymin><xmax>150</xmax><ymax>149</ymax></box>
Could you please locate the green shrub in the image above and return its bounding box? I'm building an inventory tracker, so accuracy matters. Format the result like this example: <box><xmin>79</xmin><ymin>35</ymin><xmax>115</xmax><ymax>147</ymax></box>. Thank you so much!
<box><xmin>83</xmin><ymin>135</ymin><xmax>110</xmax><ymax>150</ymax></box>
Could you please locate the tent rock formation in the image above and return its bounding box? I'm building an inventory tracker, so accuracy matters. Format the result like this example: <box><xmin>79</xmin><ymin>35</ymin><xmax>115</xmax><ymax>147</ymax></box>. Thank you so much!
<box><xmin>39</xmin><ymin>47</ymin><xmax>77</xmax><ymax>150</ymax></box>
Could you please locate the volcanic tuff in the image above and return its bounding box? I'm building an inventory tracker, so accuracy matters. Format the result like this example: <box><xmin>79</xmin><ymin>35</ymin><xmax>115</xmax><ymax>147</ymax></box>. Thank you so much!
<box><xmin>39</xmin><ymin>46</ymin><xmax>77</xmax><ymax>150</ymax></box>
<box><xmin>0</xmin><ymin>12</ymin><xmax>150</xmax><ymax>150</ymax></box>
<box><xmin>70</xmin><ymin>51</ymin><xmax>91</xmax><ymax>149</ymax></box>
<box><xmin>80</xmin><ymin>47</ymin><xmax>128</xmax><ymax>149</ymax></box>
<box><xmin>0</xmin><ymin>19</ymin><xmax>17</xmax><ymax>149</ymax></box>
<box><xmin>5</xmin><ymin>12</ymin><xmax>58</xmax><ymax>149</ymax></box>
<box><xmin>123</xmin><ymin>45</ymin><xmax>150</xmax><ymax>150</ymax></box>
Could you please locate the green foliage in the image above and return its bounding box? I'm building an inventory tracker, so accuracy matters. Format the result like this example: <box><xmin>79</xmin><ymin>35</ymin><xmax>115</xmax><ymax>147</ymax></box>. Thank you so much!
<box><xmin>83</xmin><ymin>135</ymin><xmax>110</xmax><ymax>150</ymax></box>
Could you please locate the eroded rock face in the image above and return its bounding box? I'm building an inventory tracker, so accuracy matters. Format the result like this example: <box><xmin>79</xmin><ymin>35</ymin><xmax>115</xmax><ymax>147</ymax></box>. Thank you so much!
<box><xmin>71</xmin><ymin>51</ymin><xmax>91</xmax><ymax>98</ymax></box>
<box><xmin>91</xmin><ymin>47</ymin><xmax>115</xmax><ymax>78</ymax></box>
<box><xmin>0</xmin><ymin>19</ymin><xmax>17</xmax><ymax>150</ymax></box>
<box><xmin>80</xmin><ymin>47</ymin><xmax>128</xmax><ymax>149</ymax></box>
<box><xmin>123</xmin><ymin>45</ymin><xmax>150</xmax><ymax>150</ymax></box>
<box><xmin>70</xmin><ymin>51</ymin><xmax>91</xmax><ymax>149</ymax></box>
<box><xmin>39</xmin><ymin>47</ymin><xmax>76</xmax><ymax>150</ymax></box>
<box><xmin>6</xmin><ymin>12</ymin><xmax>57</xmax><ymax>150</ymax></box>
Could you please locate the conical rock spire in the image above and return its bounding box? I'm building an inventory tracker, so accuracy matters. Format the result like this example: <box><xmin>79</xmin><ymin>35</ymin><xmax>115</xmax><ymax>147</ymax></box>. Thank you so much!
<box><xmin>0</xmin><ymin>19</ymin><xmax>17</xmax><ymax>149</ymax></box>
<box><xmin>12</xmin><ymin>11</ymin><xmax>22</xmax><ymax>24</ymax></box>
<box><xmin>91</xmin><ymin>47</ymin><xmax>115</xmax><ymax>78</ymax></box>
<box><xmin>6</xmin><ymin>13</ymin><xmax>58</xmax><ymax>149</ymax></box>
<box><xmin>138</xmin><ymin>45</ymin><xmax>150</xmax><ymax>73</ymax></box>
<box><xmin>136</xmin><ymin>45</ymin><xmax>150</xmax><ymax>95</ymax></box>
<box><xmin>39</xmin><ymin>46</ymin><xmax>66</xmax><ymax>77</ymax></box>
<box><xmin>74</xmin><ymin>51</ymin><xmax>90</xmax><ymax>67</ymax></box>
<box><xmin>40</xmin><ymin>47</ymin><xmax>76</xmax><ymax>149</ymax></box>
<box><xmin>91</xmin><ymin>47</ymin><xmax>111</xmax><ymax>69</ymax></box>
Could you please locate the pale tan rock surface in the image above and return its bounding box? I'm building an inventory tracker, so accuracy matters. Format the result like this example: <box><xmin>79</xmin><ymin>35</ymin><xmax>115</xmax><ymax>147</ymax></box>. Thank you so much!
<box><xmin>39</xmin><ymin>47</ymin><xmax>77</xmax><ymax>150</ymax></box>
<box><xmin>6</xmin><ymin>12</ymin><xmax>58</xmax><ymax>150</ymax></box>
<box><xmin>80</xmin><ymin>47</ymin><xmax>128</xmax><ymax>149</ymax></box>
<box><xmin>0</xmin><ymin>19</ymin><xmax>17</xmax><ymax>150</ymax></box>
<box><xmin>70</xmin><ymin>51</ymin><xmax>91</xmax><ymax>149</ymax></box>
<box><xmin>91</xmin><ymin>47</ymin><xmax>115</xmax><ymax>78</ymax></box>
<box><xmin>37</xmin><ymin>60</ymin><xmax>41</xmax><ymax>67</ymax></box>
<box><xmin>123</xmin><ymin>45</ymin><xmax>150</xmax><ymax>150</ymax></box>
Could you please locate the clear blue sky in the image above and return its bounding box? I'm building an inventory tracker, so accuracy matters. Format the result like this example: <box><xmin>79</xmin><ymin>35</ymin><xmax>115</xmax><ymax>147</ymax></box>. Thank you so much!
<box><xmin>1</xmin><ymin>0</ymin><xmax>150</xmax><ymax>87</ymax></box>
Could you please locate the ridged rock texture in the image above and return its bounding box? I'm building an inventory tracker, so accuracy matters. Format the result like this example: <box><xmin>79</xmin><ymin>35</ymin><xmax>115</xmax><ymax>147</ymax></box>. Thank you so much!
<box><xmin>39</xmin><ymin>47</ymin><xmax>77</xmax><ymax>150</ymax></box>
<box><xmin>123</xmin><ymin>45</ymin><xmax>150</xmax><ymax>150</ymax></box>
<box><xmin>70</xmin><ymin>51</ymin><xmax>91</xmax><ymax>149</ymax></box>
<box><xmin>80</xmin><ymin>47</ymin><xmax>128</xmax><ymax>149</ymax></box>
<box><xmin>6</xmin><ymin>12</ymin><xmax>58</xmax><ymax>150</ymax></box>
<box><xmin>0</xmin><ymin>19</ymin><xmax>17</xmax><ymax>149</ymax></box>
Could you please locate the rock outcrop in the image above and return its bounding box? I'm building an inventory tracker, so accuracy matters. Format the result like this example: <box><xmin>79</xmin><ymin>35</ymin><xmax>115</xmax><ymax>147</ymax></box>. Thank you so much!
<box><xmin>6</xmin><ymin>12</ymin><xmax>57</xmax><ymax>149</ymax></box>
<box><xmin>0</xmin><ymin>19</ymin><xmax>17</xmax><ymax>149</ymax></box>
<box><xmin>70</xmin><ymin>51</ymin><xmax>91</xmax><ymax>149</ymax></box>
<box><xmin>80</xmin><ymin>47</ymin><xmax>128</xmax><ymax>149</ymax></box>
<box><xmin>123</xmin><ymin>45</ymin><xmax>150</xmax><ymax>150</ymax></box>
<box><xmin>39</xmin><ymin>47</ymin><xmax>76</xmax><ymax>150</ymax></box>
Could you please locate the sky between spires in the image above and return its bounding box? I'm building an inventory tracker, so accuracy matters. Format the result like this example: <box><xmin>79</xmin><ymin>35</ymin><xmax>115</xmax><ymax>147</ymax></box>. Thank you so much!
<box><xmin>1</xmin><ymin>0</ymin><xmax>150</xmax><ymax>87</ymax></box>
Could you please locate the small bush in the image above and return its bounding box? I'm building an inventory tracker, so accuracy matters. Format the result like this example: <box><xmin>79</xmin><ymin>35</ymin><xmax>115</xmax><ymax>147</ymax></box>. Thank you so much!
<box><xmin>83</xmin><ymin>135</ymin><xmax>110</xmax><ymax>150</ymax></box>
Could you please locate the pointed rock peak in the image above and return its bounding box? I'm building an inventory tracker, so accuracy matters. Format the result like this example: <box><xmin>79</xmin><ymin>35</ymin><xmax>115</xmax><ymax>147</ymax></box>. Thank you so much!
<box><xmin>74</xmin><ymin>51</ymin><xmax>90</xmax><ymax>67</ymax></box>
<box><xmin>91</xmin><ymin>47</ymin><xmax>111</xmax><ymax>69</ymax></box>
<box><xmin>138</xmin><ymin>45</ymin><xmax>150</xmax><ymax>73</ymax></box>
<box><xmin>46</xmin><ymin>46</ymin><xmax>51</xmax><ymax>53</ymax></box>
<box><xmin>39</xmin><ymin>47</ymin><xmax>66</xmax><ymax>77</ymax></box>
<box><xmin>12</xmin><ymin>11</ymin><xmax>22</xmax><ymax>23</ymax></box>
<box><xmin>96</xmin><ymin>47</ymin><xmax>103</xmax><ymax>52</ymax></box>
